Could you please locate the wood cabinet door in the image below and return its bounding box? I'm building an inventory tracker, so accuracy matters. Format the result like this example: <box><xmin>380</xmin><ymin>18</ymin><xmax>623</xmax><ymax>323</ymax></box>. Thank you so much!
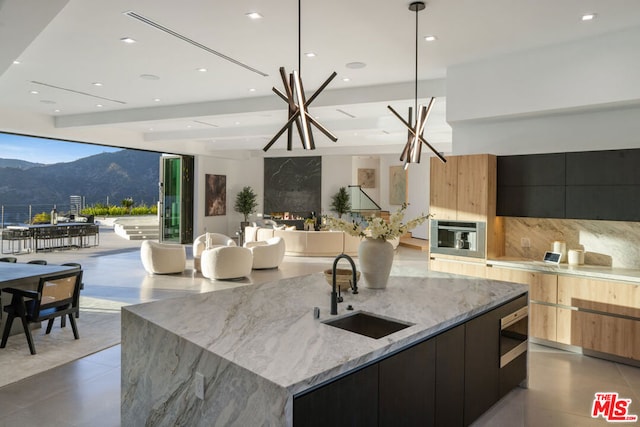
<box><xmin>430</xmin><ymin>258</ymin><xmax>487</xmax><ymax>278</ymax></box>
<box><xmin>457</xmin><ymin>154</ymin><xmax>491</xmax><ymax>222</ymax></box>
<box><xmin>430</xmin><ymin>156</ymin><xmax>458</xmax><ymax>220</ymax></box>
<box><xmin>379</xmin><ymin>338</ymin><xmax>436</xmax><ymax>427</ymax></box>
<box><xmin>558</xmin><ymin>276</ymin><xmax>640</xmax><ymax>315</ymax></box>
<box><xmin>293</xmin><ymin>364</ymin><xmax>378</xmax><ymax>427</ymax></box>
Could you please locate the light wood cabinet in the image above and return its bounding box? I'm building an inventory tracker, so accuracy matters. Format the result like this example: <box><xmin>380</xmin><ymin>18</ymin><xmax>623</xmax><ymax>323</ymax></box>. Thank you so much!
<box><xmin>556</xmin><ymin>276</ymin><xmax>640</xmax><ymax>360</ymax></box>
<box><xmin>430</xmin><ymin>154</ymin><xmax>495</xmax><ymax>223</ymax></box>
<box><xmin>558</xmin><ymin>276</ymin><xmax>640</xmax><ymax>315</ymax></box>
<box><xmin>485</xmin><ymin>266</ymin><xmax>558</xmax><ymax>341</ymax></box>
<box><xmin>429</xmin><ymin>154</ymin><xmax>504</xmax><ymax>259</ymax></box>
<box><xmin>429</xmin><ymin>258</ymin><xmax>487</xmax><ymax>278</ymax></box>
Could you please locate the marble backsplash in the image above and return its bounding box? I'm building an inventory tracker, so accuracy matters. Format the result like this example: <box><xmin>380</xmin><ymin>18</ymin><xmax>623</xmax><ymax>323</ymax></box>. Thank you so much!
<box><xmin>504</xmin><ymin>217</ymin><xmax>640</xmax><ymax>269</ymax></box>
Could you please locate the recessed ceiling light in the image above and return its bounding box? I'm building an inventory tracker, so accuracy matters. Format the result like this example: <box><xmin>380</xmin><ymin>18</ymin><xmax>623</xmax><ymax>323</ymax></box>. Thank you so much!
<box><xmin>235</xmin><ymin>121</ymin><xmax>241</xmax><ymax>125</ymax></box>
<box><xmin>424</xmin><ymin>35</ymin><xmax>437</xmax><ymax>42</ymax></box>
<box><xmin>96</xmin><ymin>104</ymin><xmax>103</xmax><ymax>108</ymax></box>
<box><xmin>305</xmin><ymin>52</ymin><xmax>316</xmax><ymax>58</ymax></box>
<box><xmin>13</xmin><ymin>60</ymin><xmax>21</xmax><ymax>65</ymax></box>
<box><xmin>139</xmin><ymin>74</ymin><xmax>160</xmax><ymax>80</ymax></box>
<box><xmin>582</xmin><ymin>13</ymin><xmax>597</xmax><ymax>21</ymax></box>
<box><xmin>54</xmin><ymin>109</ymin><xmax>61</xmax><ymax>113</ymax></box>
<box><xmin>197</xmin><ymin>68</ymin><xmax>208</xmax><ymax>72</ymax></box>
<box><xmin>248</xmin><ymin>88</ymin><xmax>256</xmax><ymax>92</ymax></box>
<box><xmin>246</xmin><ymin>12</ymin><xmax>263</xmax><ymax>19</ymax></box>
<box><xmin>92</xmin><ymin>82</ymin><xmax>103</xmax><ymax>87</ymax></box>
<box><xmin>187</xmin><ymin>125</ymin><xmax>192</xmax><ymax>128</ymax></box>
<box><xmin>346</xmin><ymin>62</ymin><xmax>366</xmax><ymax>69</ymax></box>
<box><xmin>153</xmin><ymin>98</ymin><xmax>161</xmax><ymax>102</ymax></box>
<box><xmin>148</xmin><ymin>127</ymin><xmax>154</xmax><ymax>131</ymax></box>
<box><xmin>29</xmin><ymin>90</ymin><xmax>39</xmax><ymax>95</ymax></box>
<box><xmin>342</xmin><ymin>77</ymin><xmax>351</xmax><ymax>82</ymax></box>
<box><xmin>120</xmin><ymin>37</ymin><xmax>137</xmax><ymax>44</ymax></box>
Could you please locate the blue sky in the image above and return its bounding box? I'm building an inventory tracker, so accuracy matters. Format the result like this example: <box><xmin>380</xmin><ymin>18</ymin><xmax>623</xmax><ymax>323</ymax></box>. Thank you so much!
<box><xmin>0</xmin><ymin>132</ymin><xmax>121</xmax><ymax>164</ymax></box>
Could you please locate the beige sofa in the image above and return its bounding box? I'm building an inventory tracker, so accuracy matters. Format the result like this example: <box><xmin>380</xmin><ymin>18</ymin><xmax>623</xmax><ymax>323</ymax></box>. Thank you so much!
<box><xmin>244</xmin><ymin>226</ymin><xmax>362</xmax><ymax>257</ymax></box>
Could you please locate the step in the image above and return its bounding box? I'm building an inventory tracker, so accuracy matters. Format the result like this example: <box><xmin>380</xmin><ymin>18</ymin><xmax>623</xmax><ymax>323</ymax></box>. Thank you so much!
<box><xmin>399</xmin><ymin>236</ymin><xmax>429</xmax><ymax>252</ymax></box>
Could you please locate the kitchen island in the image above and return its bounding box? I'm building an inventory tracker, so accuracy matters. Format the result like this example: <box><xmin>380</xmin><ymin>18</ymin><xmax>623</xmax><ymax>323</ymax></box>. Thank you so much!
<box><xmin>121</xmin><ymin>272</ymin><xmax>528</xmax><ymax>426</ymax></box>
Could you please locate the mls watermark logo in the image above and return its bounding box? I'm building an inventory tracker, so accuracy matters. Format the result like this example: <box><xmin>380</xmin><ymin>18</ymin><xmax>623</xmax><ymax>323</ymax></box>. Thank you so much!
<box><xmin>592</xmin><ymin>392</ymin><xmax>638</xmax><ymax>422</ymax></box>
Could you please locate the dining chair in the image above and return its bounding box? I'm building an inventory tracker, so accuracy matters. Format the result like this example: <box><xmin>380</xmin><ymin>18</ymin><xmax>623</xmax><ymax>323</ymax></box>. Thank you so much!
<box><xmin>61</xmin><ymin>263</ymin><xmax>84</xmax><ymax>319</ymax></box>
<box><xmin>0</xmin><ymin>270</ymin><xmax>82</xmax><ymax>355</ymax></box>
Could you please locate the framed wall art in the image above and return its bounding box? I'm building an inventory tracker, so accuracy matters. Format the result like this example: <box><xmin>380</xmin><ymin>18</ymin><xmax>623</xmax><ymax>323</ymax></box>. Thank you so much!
<box><xmin>389</xmin><ymin>166</ymin><xmax>407</xmax><ymax>205</ymax></box>
<box><xmin>358</xmin><ymin>168</ymin><xmax>376</xmax><ymax>188</ymax></box>
<box><xmin>205</xmin><ymin>174</ymin><xmax>226</xmax><ymax>216</ymax></box>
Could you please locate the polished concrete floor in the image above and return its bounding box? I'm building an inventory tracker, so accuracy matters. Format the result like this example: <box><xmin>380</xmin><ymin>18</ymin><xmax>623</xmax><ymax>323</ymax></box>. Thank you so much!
<box><xmin>1</xmin><ymin>230</ymin><xmax>639</xmax><ymax>426</ymax></box>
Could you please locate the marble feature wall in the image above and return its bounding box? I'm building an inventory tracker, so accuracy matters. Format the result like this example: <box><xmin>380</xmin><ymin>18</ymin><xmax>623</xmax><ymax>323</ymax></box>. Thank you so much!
<box><xmin>504</xmin><ymin>217</ymin><xmax>640</xmax><ymax>269</ymax></box>
<box><xmin>264</xmin><ymin>156</ymin><xmax>321</xmax><ymax>215</ymax></box>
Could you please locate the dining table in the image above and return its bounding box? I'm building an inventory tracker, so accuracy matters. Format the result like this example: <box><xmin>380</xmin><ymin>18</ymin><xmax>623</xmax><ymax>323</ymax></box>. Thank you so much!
<box><xmin>0</xmin><ymin>262</ymin><xmax>80</xmax><ymax>336</ymax></box>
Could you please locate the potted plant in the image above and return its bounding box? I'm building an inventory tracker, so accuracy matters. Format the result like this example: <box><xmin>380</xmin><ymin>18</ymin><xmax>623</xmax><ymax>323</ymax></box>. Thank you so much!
<box><xmin>330</xmin><ymin>187</ymin><xmax>351</xmax><ymax>218</ymax></box>
<box><xmin>234</xmin><ymin>186</ymin><xmax>258</xmax><ymax>228</ymax></box>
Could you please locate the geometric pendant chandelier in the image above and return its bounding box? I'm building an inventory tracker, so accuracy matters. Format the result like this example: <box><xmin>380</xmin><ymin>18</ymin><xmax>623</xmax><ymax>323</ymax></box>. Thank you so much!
<box><xmin>387</xmin><ymin>1</ymin><xmax>446</xmax><ymax>167</ymax></box>
<box><xmin>263</xmin><ymin>0</ymin><xmax>338</xmax><ymax>152</ymax></box>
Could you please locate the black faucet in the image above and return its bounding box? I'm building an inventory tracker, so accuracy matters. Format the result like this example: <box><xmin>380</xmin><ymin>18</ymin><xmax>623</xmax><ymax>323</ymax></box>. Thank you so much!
<box><xmin>331</xmin><ymin>254</ymin><xmax>358</xmax><ymax>315</ymax></box>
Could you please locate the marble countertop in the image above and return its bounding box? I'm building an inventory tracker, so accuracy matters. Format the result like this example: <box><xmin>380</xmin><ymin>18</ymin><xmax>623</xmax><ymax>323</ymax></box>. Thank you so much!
<box><xmin>488</xmin><ymin>258</ymin><xmax>640</xmax><ymax>283</ymax></box>
<box><xmin>124</xmin><ymin>272</ymin><xmax>527</xmax><ymax>396</ymax></box>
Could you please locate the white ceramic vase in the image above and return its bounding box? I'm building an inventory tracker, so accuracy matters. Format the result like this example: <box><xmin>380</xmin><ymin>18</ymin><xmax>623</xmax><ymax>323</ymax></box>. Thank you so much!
<box><xmin>358</xmin><ymin>237</ymin><xmax>394</xmax><ymax>289</ymax></box>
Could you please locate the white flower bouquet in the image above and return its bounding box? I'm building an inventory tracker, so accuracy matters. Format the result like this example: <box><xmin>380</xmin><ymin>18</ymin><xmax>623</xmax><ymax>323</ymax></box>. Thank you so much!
<box><xmin>325</xmin><ymin>203</ymin><xmax>430</xmax><ymax>241</ymax></box>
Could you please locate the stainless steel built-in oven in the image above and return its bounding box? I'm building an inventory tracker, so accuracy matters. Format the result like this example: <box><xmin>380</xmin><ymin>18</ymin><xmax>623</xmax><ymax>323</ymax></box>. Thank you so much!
<box><xmin>429</xmin><ymin>220</ymin><xmax>486</xmax><ymax>258</ymax></box>
<box><xmin>499</xmin><ymin>305</ymin><xmax>528</xmax><ymax>368</ymax></box>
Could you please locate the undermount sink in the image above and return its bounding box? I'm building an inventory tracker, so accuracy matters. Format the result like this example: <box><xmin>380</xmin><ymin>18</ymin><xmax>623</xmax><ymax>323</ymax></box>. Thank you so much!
<box><xmin>323</xmin><ymin>312</ymin><xmax>413</xmax><ymax>339</ymax></box>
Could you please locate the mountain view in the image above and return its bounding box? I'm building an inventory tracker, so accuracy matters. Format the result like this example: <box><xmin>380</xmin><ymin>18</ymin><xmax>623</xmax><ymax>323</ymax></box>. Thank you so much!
<box><xmin>0</xmin><ymin>149</ymin><xmax>161</xmax><ymax>212</ymax></box>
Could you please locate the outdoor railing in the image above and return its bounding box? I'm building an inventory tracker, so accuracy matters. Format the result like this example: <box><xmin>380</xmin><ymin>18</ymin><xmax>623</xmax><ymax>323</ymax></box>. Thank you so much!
<box><xmin>1</xmin><ymin>204</ymin><xmax>73</xmax><ymax>228</ymax></box>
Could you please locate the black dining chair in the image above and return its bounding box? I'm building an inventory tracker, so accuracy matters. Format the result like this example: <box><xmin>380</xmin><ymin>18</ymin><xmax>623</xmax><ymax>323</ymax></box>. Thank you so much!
<box><xmin>27</xmin><ymin>260</ymin><xmax>47</xmax><ymax>265</ymax></box>
<box><xmin>0</xmin><ymin>270</ymin><xmax>82</xmax><ymax>355</ymax></box>
<box><xmin>61</xmin><ymin>263</ymin><xmax>84</xmax><ymax>320</ymax></box>
<box><xmin>0</xmin><ymin>257</ymin><xmax>17</xmax><ymax>263</ymax></box>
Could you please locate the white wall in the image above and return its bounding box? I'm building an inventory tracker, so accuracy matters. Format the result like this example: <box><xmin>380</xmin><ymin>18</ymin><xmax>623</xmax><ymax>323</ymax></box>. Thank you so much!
<box><xmin>194</xmin><ymin>152</ymin><xmax>431</xmax><ymax>240</ymax></box>
<box><xmin>194</xmin><ymin>155</ymin><xmax>263</xmax><ymax>237</ymax></box>
<box><xmin>447</xmin><ymin>26</ymin><xmax>640</xmax><ymax>124</ymax></box>
<box><xmin>406</xmin><ymin>160</ymin><xmax>430</xmax><ymax>239</ymax></box>
<box><xmin>322</xmin><ymin>155</ymin><xmax>352</xmax><ymax>216</ymax></box>
<box><xmin>446</xmin><ymin>25</ymin><xmax>640</xmax><ymax>156</ymax></box>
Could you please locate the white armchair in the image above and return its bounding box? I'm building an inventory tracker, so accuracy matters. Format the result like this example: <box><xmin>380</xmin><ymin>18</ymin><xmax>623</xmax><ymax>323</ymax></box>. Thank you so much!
<box><xmin>140</xmin><ymin>240</ymin><xmax>186</xmax><ymax>274</ymax></box>
<box><xmin>244</xmin><ymin>237</ymin><xmax>286</xmax><ymax>269</ymax></box>
<box><xmin>193</xmin><ymin>233</ymin><xmax>236</xmax><ymax>271</ymax></box>
<box><xmin>201</xmin><ymin>246</ymin><xmax>253</xmax><ymax>280</ymax></box>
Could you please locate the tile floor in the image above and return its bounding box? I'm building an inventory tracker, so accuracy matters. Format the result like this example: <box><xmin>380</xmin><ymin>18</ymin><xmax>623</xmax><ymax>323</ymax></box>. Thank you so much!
<box><xmin>1</xmin><ymin>230</ymin><xmax>639</xmax><ymax>426</ymax></box>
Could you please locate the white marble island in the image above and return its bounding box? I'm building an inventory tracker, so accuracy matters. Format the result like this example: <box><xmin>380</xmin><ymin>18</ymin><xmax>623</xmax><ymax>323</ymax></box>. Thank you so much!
<box><xmin>121</xmin><ymin>272</ymin><xmax>527</xmax><ymax>426</ymax></box>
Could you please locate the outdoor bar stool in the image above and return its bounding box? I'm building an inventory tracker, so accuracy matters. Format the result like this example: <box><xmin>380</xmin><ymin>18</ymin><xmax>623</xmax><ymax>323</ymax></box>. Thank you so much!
<box><xmin>27</xmin><ymin>260</ymin><xmax>47</xmax><ymax>265</ymax></box>
<box><xmin>0</xmin><ymin>256</ymin><xmax>17</xmax><ymax>263</ymax></box>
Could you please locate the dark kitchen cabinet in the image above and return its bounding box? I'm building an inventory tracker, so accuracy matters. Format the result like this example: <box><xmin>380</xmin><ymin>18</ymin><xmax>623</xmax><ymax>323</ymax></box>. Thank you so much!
<box><xmin>498</xmin><ymin>153</ymin><xmax>566</xmax><ymax>186</ymax></box>
<box><xmin>497</xmin><ymin>148</ymin><xmax>640</xmax><ymax>221</ymax></box>
<box><xmin>496</xmin><ymin>185</ymin><xmax>565</xmax><ymax>218</ymax></box>
<box><xmin>293</xmin><ymin>295</ymin><xmax>527</xmax><ymax>427</ymax></box>
<box><xmin>293</xmin><ymin>363</ymin><xmax>379</xmax><ymax>427</ymax></box>
<box><xmin>566</xmin><ymin>149</ymin><xmax>640</xmax><ymax>186</ymax></box>
<box><xmin>464</xmin><ymin>307</ymin><xmax>500</xmax><ymax>426</ymax></box>
<box><xmin>379</xmin><ymin>338</ymin><xmax>436</xmax><ymax>427</ymax></box>
<box><xmin>435</xmin><ymin>324</ymin><xmax>465</xmax><ymax>426</ymax></box>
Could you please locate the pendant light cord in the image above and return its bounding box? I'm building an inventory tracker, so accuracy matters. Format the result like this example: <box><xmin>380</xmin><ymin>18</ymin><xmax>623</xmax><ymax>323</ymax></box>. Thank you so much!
<box><xmin>298</xmin><ymin>0</ymin><xmax>302</xmax><ymax>74</ymax></box>
<box><xmin>414</xmin><ymin>5</ymin><xmax>418</xmax><ymax>122</ymax></box>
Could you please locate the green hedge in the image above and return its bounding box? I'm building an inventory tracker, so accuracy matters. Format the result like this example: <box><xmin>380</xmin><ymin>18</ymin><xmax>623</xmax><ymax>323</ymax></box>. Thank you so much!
<box><xmin>81</xmin><ymin>203</ymin><xmax>157</xmax><ymax>217</ymax></box>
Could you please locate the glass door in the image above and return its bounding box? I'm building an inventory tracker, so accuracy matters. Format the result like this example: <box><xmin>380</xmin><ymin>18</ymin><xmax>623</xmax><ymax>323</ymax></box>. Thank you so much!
<box><xmin>160</xmin><ymin>156</ymin><xmax>182</xmax><ymax>242</ymax></box>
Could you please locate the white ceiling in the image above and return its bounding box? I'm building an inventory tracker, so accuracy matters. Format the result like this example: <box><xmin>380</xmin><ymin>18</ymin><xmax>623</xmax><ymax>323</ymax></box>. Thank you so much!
<box><xmin>1</xmin><ymin>0</ymin><xmax>640</xmax><ymax>158</ymax></box>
